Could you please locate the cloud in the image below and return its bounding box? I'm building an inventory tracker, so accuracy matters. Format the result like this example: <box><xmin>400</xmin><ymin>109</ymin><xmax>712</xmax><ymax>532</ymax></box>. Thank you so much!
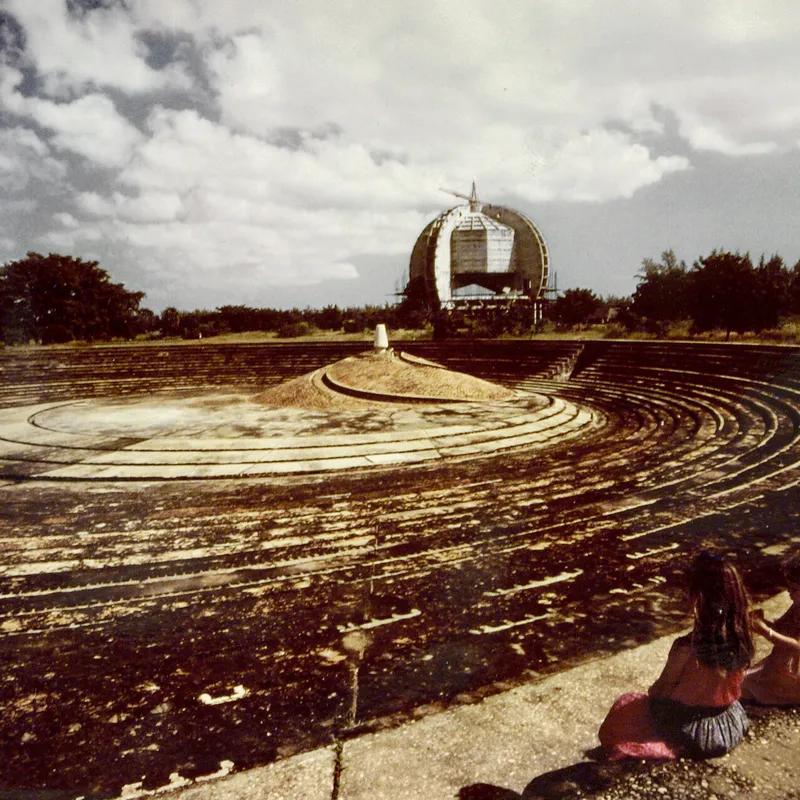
<box><xmin>5</xmin><ymin>0</ymin><xmax>191</xmax><ymax>96</ymax></box>
<box><xmin>15</xmin><ymin>93</ymin><xmax>144</xmax><ymax>168</ymax></box>
<box><xmin>664</xmin><ymin>74</ymin><xmax>800</xmax><ymax>155</ymax></box>
<box><xmin>1</xmin><ymin>0</ymin><xmax>800</xmax><ymax>308</ymax></box>
<box><xmin>76</xmin><ymin>190</ymin><xmax>184</xmax><ymax>224</ymax></box>
<box><xmin>38</xmin><ymin>106</ymin><xmax>439</xmax><ymax>303</ymax></box>
<box><xmin>52</xmin><ymin>211</ymin><xmax>79</xmax><ymax>227</ymax></box>
<box><xmin>0</xmin><ymin>126</ymin><xmax>68</xmax><ymax>255</ymax></box>
<box><xmin>553</xmin><ymin>0</ymin><xmax>800</xmax><ymax>156</ymax></box>
<box><xmin>0</xmin><ymin>126</ymin><xmax>66</xmax><ymax>192</ymax></box>
<box><xmin>541</xmin><ymin>130</ymin><xmax>690</xmax><ymax>202</ymax></box>
<box><xmin>205</xmin><ymin>32</ymin><xmax>283</xmax><ymax>135</ymax></box>
<box><xmin>1</xmin><ymin>64</ymin><xmax>144</xmax><ymax>168</ymax></box>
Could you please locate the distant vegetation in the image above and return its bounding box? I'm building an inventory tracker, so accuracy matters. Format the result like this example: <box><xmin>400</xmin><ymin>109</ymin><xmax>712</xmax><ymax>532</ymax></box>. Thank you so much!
<box><xmin>0</xmin><ymin>252</ymin><xmax>150</xmax><ymax>345</ymax></box>
<box><xmin>627</xmin><ymin>249</ymin><xmax>800</xmax><ymax>340</ymax></box>
<box><xmin>157</xmin><ymin>302</ymin><xmax>423</xmax><ymax>341</ymax></box>
<box><xmin>4</xmin><ymin>248</ymin><xmax>800</xmax><ymax>346</ymax></box>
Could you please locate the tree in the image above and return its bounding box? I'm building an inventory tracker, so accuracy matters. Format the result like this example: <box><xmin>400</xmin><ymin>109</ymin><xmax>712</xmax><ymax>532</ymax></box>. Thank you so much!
<box><xmin>789</xmin><ymin>260</ymin><xmax>800</xmax><ymax>315</ymax></box>
<box><xmin>689</xmin><ymin>250</ymin><xmax>759</xmax><ymax>338</ymax></box>
<box><xmin>632</xmin><ymin>250</ymin><xmax>691</xmax><ymax>322</ymax></box>
<box><xmin>159</xmin><ymin>307</ymin><xmax>181</xmax><ymax>337</ymax></box>
<box><xmin>135</xmin><ymin>307</ymin><xmax>159</xmax><ymax>337</ymax></box>
<box><xmin>550</xmin><ymin>288</ymin><xmax>603</xmax><ymax>327</ymax></box>
<box><xmin>753</xmin><ymin>254</ymin><xmax>790</xmax><ymax>331</ymax></box>
<box><xmin>316</xmin><ymin>305</ymin><xmax>344</xmax><ymax>331</ymax></box>
<box><xmin>0</xmin><ymin>252</ymin><xmax>145</xmax><ymax>345</ymax></box>
<box><xmin>396</xmin><ymin>276</ymin><xmax>434</xmax><ymax>329</ymax></box>
<box><xmin>216</xmin><ymin>305</ymin><xmax>256</xmax><ymax>333</ymax></box>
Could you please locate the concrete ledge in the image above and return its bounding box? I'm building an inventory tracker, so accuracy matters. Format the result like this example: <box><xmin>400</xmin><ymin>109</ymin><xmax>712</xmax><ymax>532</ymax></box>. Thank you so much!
<box><xmin>158</xmin><ymin>592</ymin><xmax>792</xmax><ymax>800</ymax></box>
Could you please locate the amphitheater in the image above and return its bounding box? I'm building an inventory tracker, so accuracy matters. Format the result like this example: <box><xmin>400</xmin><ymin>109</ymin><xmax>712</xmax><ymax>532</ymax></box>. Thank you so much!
<box><xmin>1</xmin><ymin>338</ymin><xmax>799</xmax><ymax>796</ymax></box>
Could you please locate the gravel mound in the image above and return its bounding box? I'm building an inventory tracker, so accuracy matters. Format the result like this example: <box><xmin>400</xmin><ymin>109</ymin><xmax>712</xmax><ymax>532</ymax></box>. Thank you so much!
<box><xmin>252</xmin><ymin>349</ymin><xmax>515</xmax><ymax>409</ymax></box>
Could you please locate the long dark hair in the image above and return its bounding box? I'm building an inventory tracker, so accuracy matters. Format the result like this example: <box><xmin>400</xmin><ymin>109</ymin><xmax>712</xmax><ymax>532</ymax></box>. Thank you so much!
<box><xmin>687</xmin><ymin>551</ymin><xmax>754</xmax><ymax>672</ymax></box>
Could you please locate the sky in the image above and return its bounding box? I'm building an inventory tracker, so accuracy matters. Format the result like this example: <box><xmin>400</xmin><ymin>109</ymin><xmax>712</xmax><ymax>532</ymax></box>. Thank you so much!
<box><xmin>1</xmin><ymin>0</ymin><xmax>799</xmax><ymax>313</ymax></box>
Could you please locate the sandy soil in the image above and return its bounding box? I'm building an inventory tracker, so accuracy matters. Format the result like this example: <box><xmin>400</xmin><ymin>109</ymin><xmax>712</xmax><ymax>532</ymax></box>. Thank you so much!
<box><xmin>252</xmin><ymin>349</ymin><xmax>515</xmax><ymax>409</ymax></box>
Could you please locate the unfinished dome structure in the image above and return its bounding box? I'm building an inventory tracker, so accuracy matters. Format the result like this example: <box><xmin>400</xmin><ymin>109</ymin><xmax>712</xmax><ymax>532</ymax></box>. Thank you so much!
<box><xmin>408</xmin><ymin>184</ymin><xmax>549</xmax><ymax>309</ymax></box>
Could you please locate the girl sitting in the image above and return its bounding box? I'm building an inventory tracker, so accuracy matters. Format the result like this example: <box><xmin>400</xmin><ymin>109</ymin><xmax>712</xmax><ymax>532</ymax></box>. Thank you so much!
<box><xmin>599</xmin><ymin>551</ymin><xmax>754</xmax><ymax>760</ymax></box>
<box><xmin>742</xmin><ymin>551</ymin><xmax>800</xmax><ymax>706</ymax></box>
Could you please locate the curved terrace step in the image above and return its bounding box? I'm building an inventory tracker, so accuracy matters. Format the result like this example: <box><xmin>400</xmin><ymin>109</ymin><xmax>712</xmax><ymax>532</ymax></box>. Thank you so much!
<box><xmin>0</xmin><ymin>391</ymin><xmax>597</xmax><ymax>480</ymax></box>
<box><xmin>3</xmin><ymin>339</ymin><xmax>800</xmax><ymax>794</ymax></box>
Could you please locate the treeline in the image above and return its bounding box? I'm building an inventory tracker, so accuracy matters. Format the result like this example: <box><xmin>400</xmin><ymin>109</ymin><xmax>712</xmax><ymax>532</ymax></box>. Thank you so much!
<box><xmin>419</xmin><ymin>248</ymin><xmax>800</xmax><ymax>339</ymax></box>
<box><xmin>166</xmin><ymin>302</ymin><xmax>547</xmax><ymax>340</ymax></box>
<box><xmin>160</xmin><ymin>303</ymin><xmax>418</xmax><ymax>340</ymax></box>
<box><xmin>4</xmin><ymin>248</ymin><xmax>800</xmax><ymax>346</ymax></box>
<box><xmin>625</xmin><ymin>249</ymin><xmax>800</xmax><ymax>338</ymax></box>
<box><xmin>0</xmin><ymin>252</ymin><xmax>419</xmax><ymax>345</ymax></box>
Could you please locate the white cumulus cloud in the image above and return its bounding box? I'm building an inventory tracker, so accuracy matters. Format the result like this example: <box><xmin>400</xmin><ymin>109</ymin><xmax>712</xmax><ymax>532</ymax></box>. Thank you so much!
<box><xmin>1</xmin><ymin>0</ymin><xmax>800</xmax><ymax>307</ymax></box>
<box><xmin>5</xmin><ymin>0</ymin><xmax>191</xmax><ymax>96</ymax></box>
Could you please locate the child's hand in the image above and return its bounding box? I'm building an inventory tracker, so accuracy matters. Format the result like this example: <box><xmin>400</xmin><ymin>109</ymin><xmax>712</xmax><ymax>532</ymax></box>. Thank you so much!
<box><xmin>749</xmin><ymin>608</ymin><xmax>765</xmax><ymax>623</ymax></box>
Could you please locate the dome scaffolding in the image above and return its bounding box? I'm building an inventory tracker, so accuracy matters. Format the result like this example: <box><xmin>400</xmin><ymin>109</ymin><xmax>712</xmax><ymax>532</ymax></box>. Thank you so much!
<box><xmin>408</xmin><ymin>184</ymin><xmax>550</xmax><ymax>310</ymax></box>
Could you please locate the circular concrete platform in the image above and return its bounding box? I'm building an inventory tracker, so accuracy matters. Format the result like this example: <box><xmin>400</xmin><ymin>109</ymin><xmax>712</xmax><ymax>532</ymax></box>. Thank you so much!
<box><xmin>0</xmin><ymin>387</ymin><xmax>598</xmax><ymax>480</ymax></box>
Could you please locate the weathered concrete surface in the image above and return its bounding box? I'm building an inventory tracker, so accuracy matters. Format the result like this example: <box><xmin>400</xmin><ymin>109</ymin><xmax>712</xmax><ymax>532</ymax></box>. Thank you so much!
<box><xmin>0</xmin><ymin>391</ymin><xmax>594</xmax><ymax>479</ymax></box>
<box><xmin>157</xmin><ymin>593</ymin><xmax>796</xmax><ymax>800</ymax></box>
<box><xmin>4</xmin><ymin>340</ymin><xmax>800</xmax><ymax>797</ymax></box>
<box><xmin>169</xmin><ymin>749</ymin><xmax>336</xmax><ymax>800</ymax></box>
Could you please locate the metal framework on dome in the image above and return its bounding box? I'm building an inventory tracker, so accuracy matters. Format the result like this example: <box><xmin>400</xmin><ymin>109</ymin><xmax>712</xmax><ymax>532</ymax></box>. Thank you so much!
<box><xmin>407</xmin><ymin>183</ymin><xmax>550</xmax><ymax>311</ymax></box>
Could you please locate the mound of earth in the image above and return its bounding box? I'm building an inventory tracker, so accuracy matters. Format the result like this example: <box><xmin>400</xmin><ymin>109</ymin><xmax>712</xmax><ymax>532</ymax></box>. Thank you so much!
<box><xmin>252</xmin><ymin>349</ymin><xmax>515</xmax><ymax>410</ymax></box>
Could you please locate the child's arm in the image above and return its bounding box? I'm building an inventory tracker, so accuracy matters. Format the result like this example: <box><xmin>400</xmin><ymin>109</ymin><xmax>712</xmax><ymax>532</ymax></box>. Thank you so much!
<box><xmin>751</xmin><ymin>609</ymin><xmax>800</xmax><ymax>654</ymax></box>
<box><xmin>764</xmin><ymin>627</ymin><xmax>800</xmax><ymax>654</ymax></box>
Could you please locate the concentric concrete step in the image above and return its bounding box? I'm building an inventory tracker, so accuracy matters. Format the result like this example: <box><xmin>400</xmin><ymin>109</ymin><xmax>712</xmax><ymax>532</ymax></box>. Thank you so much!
<box><xmin>0</xmin><ymin>391</ymin><xmax>599</xmax><ymax>480</ymax></box>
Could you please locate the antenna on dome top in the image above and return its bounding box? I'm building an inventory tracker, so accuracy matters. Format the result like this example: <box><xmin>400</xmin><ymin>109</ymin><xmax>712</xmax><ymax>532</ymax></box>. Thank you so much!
<box><xmin>468</xmin><ymin>181</ymin><xmax>478</xmax><ymax>208</ymax></box>
<box><xmin>440</xmin><ymin>181</ymin><xmax>483</xmax><ymax>211</ymax></box>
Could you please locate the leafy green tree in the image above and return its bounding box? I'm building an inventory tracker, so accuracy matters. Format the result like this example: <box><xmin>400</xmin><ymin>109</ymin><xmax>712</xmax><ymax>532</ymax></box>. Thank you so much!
<box><xmin>632</xmin><ymin>250</ymin><xmax>691</xmax><ymax>322</ymax></box>
<box><xmin>753</xmin><ymin>254</ymin><xmax>790</xmax><ymax>331</ymax></box>
<box><xmin>396</xmin><ymin>276</ymin><xmax>434</xmax><ymax>329</ymax></box>
<box><xmin>689</xmin><ymin>250</ymin><xmax>759</xmax><ymax>338</ymax></box>
<box><xmin>608</xmin><ymin>298</ymin><xmax>642</xmax><ymax>333</ymax></box>
<box><xmin>0</xmin><ymin>252</ymin><xmax>145</xmax><ymax>344</ymax></box>
<box><xmin>550</xmin><ymin>288</ymin><xmax>603</xmax><ymax>327</ymax></box>
<box><xmin>135</xmin><ymin>307</ymin><xmax>159</xmax><ymax>336</ymax></box>
<box><xmin>789</xmin><ymin>260</ymin><xmax>800</xmax><ymax>315</ymax></box>
<box><xmin>159</xmin><ymin>307</ymin><xmax>182</xmax><ymax>337</ymax></box>
<box><xmin>316</xmin><ymin>305</ymin><xmax>344</xmax><ymax>331</ymax></box>
<box><xmin>178</xmin><ymin>311</ymin><xmax>202</xmax><ymax>340</ymax></box>
<box><xmin>217</xmin><ymin>305</ymin><xmax>258</xmax><ymax>333</ymax></box>
<box><xmin>432</xmin><ymin>310</ymin><xmax>456</xmax><ymax>339</ymax></box>
<box><xmin>504</xmin><ymin>301</ymin><xmax>539</xmax><ymax>335</ymax></box>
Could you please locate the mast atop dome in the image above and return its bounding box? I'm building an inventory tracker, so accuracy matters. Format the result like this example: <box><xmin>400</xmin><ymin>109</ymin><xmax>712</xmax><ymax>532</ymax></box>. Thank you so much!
<box><xmin>468</xmin><ymin>181</ymin><xmax>479</xmax><ymax>212</ymax></box>
<box><xmin>440</xmin><ymin>182</ymin><xmax>484</xmax><ymax>212</ymax></box>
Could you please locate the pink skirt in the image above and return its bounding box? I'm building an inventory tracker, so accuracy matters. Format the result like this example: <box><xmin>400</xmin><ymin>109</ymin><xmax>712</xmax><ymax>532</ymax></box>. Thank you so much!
<box><xmin>742</xmin><ymin>654</ymin><xmax>800</xmax><ymax>706</ymax></box>
<box><xmin>599</xmin><ymin>692</ymin><xmax>680</xmax><ymax>761</ymax></box>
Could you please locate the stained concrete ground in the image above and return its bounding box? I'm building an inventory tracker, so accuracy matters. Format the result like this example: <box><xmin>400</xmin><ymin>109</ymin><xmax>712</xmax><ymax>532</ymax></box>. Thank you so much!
<box><xmin>3</xmin><ymin>352</ymin><xmax>799</xmax><ymax>799</ymax></box>
<box><xmin>0</xmin><ymin>388</ymin><xmax>592</xmax><ymax>479</ymax></box>
<box><xmin>145</xmin><ymin>593</ymin><xmax>798</xmax><ymax>800</ymax></box>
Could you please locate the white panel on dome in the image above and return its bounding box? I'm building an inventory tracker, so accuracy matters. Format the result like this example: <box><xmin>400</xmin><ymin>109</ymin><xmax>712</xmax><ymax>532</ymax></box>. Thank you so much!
<box><xmin>433</xmin><ymin>209</ymin><xmax>462</xmax><ymax>305</ymax></box>
<box><xmin>451</xmin><ymin>212</ymin><xmax>514</xmax><ymax>274</ymax></box>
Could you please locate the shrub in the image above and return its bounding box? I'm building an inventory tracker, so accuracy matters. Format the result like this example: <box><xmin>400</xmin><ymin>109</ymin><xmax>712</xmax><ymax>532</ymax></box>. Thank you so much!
<box><xmin>41</xmin><ymin>324</ymin><xmax>74</xmax><ymax>345</ymax></box>
<box><xmin>277</xmin><ymin>321</ymin><xmax>311</xmax><ymax>338</ymax></box>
